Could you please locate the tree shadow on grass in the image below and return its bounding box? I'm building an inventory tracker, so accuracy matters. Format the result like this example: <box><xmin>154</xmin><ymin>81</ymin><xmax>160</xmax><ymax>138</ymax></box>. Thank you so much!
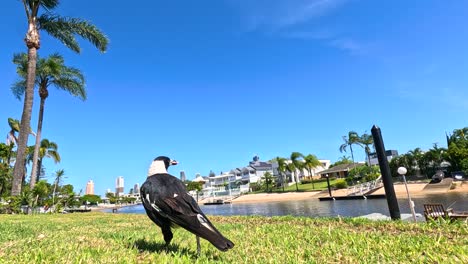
<box><xmin>132</xmin><ymin>239</ymin><xmax>198</xmax><ymax>259</ymax></box>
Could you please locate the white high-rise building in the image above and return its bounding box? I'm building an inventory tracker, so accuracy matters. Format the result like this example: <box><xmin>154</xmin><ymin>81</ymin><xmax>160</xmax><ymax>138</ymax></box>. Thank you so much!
<box><xmin>134</xmin><ymin>183</ymin><xmax>140</xmax><ymax>194</ymax></box>
<box><xmin>115</xmin><ymin>176</ymin><xmax>124</xmax><ymax>196</ymax></box>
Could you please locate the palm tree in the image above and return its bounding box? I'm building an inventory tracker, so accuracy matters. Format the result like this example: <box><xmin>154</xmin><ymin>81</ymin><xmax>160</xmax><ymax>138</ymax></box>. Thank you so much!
<box><xmin>12</xmin><ymin>0</ymin><xmax>108</xmax><ymax>196</ymax></box>
<box><xmin>262</xmin><ymin>171</ymin><xmax>274</xmax><ymax>192</ymax></box>
<box><xmin>290</xmin><ymin>152</ymin><xmax>304</xmax><ymax>191</ymax></box>
<box><xmin>285</xmin><ymin>162</ymin><xmax>296</xmax><ymax>190</ymax></box>
<box><xmin>52</xmin><ymin>169</ymin><xmax>65</xmax><ymax>206</ymax></box>
<box><xmin>6</xmin><ymin>118</ymin><xmax>20</xmax><ymax>146</ymax></box>
<box><xmin>359</xmin><ymin>133</ymin><xmax>374</xmax><ymax>165</ymax></box>
<box><xmin>275</xmin><ymin>157</ymin><xmax>288</xmax><ymax>192</ymax></box>
<box><xmin>407</xmin><ymin>148</ymin><xmax>425</xmax><ymax>175</ymax></box>
<box><xmin>339</xmin><ymin>131</ymin><xmax>361</xmax><ymax>163</ymax></box>
<box><xmin>12</xmin><ymin>53</ymin><xmax>85</xmax><ymax>189</ymax></box>
<box><xmin>26</xmin><ymin>139</ymin><xmax>61</xmax><ymax>184</ymax></box>
<box><xmin>6</xmin><ymin>118</ymin><xmax>20</xmax><ymax>165</ymax></box>
<box><xmin>303</xmin><ymin>154</ymin><xmax>321</xmax><ymax>189</ymax></box>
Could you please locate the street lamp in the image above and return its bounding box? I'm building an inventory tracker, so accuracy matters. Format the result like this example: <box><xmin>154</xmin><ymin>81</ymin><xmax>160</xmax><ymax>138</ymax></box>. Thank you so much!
<box><xmin>325</xmin><ymin>174</ymin><xmax>333</xmax><ymax>197</ymax></box>
<box><xmin>398</xmin><ymin>167</ymin><xmax>417</xmax><ymax>222</ymax></box>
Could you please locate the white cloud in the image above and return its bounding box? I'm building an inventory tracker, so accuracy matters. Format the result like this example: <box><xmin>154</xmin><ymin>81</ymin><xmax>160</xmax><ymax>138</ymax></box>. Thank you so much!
<box><xmin>329</xmin><ymin>38</ymin><xmax>365</xmax><ymax>55</ymax></box>
<box><xmin>228</xmin><ymin>0</ymin><xmax>350</xmax><ymax>31</ymax></box>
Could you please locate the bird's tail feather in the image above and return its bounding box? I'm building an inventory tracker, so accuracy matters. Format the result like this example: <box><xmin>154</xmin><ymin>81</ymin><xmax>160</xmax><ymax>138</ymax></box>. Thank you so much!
<box><xmin>178</xmin><ymin>214</ymin><xmax>234</xmax><ymax>251</ymax></box>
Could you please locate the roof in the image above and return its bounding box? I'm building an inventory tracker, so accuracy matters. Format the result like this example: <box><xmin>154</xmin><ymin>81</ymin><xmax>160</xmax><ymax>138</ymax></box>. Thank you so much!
<box><xmin>319</xmin><ymin>163</ymin><xmax>363</xmax><ymax>174</ymax></box>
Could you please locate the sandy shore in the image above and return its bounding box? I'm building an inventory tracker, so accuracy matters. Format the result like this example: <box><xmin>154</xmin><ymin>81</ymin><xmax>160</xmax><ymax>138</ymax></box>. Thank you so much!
<box><xmin>231</xmin><ymin>182</ymin><xmax>468</xmax><ymax>204</ymax></box>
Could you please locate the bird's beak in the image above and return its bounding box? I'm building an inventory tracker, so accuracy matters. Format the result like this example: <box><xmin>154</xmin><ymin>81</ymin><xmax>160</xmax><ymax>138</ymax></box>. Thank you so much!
<box><xmin>171</xmin><ymin>160</ymin><xmax>178</xmax><ymax>165</ymax></box>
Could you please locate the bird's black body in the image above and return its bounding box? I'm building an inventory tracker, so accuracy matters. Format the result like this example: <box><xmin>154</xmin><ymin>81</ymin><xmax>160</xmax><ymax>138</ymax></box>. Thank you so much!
<box><xmin>141</xmin><ymin>157</ymin><xmax>234</xmax><ymax>253</ymax></box>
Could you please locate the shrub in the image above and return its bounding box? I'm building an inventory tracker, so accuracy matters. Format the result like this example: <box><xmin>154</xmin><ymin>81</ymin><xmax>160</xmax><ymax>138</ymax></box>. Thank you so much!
<box><xmin>333</xmin><ymin>179</ymin><xmax>348</xmax><ymax>189</ymax></box>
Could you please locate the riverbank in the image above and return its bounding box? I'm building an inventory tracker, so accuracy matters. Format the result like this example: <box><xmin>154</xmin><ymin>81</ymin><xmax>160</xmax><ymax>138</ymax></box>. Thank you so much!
<box><xmin>0</xmin><ymin>213</ymin><xmax>466</xmax><ymax>263</ymax></box>
<box><xmin>231</xmin><ymin>181</ymin><xmax>468</xmax><ymax>204</ymax></box>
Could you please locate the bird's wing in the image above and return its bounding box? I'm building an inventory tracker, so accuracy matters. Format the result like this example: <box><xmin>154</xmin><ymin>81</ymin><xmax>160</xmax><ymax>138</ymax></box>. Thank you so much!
<box><xmin>158</xmin><ymin>192</ymin><xmax>202</xmax><ymax>222</ymax></box>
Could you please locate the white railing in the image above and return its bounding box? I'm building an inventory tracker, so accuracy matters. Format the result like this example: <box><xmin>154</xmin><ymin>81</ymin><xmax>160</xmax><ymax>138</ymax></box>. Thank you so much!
<box><xmin>346</xmin><ymin>177</ymin><xmax>383</xmax><ymax>196</ymax></box>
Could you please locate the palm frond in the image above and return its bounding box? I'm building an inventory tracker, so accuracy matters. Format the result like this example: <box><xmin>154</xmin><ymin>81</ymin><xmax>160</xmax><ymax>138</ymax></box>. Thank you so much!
<box><xmin>11</xmin><ymin>80</ymin><xmax>27</xmax><ymax>100</ymax></box>
<box><xmin>12</xmin><ymin>53</ymin><xmax>29</xmax><ymax>78</ymax></box>
<box><xmin>39</xmin><ymin>0</ymin><xmax>59</xmax><ymax>11</ymax></box>
<box><xmin>38</xmin><ymin>14</ymin><xmax>109</xmax><ymax>53</ymax></box>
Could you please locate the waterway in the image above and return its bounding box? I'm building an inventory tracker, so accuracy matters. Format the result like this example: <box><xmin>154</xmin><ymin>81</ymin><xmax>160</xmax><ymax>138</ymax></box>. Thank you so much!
<box><xmin>105</xmin><ymin>192</ymin><xmax>467</xmax><ymax>218</ymax></box>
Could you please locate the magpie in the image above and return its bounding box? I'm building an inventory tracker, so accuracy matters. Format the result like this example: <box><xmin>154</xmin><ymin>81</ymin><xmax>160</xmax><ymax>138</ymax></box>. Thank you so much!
<box><xmin>140</xmin><ymin>156</ymin><xmax>234</xmax><ymax>255</ymax></box>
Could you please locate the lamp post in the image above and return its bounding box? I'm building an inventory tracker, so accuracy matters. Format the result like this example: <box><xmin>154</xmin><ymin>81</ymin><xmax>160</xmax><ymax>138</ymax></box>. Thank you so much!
<box><xmin>325</xmin><ymin>174</ymin><xmax>332</xmax><ymax>197</ymax></box>
<box><xmin>398</xmin><ymin>167</ymin><xmax>417</xmax><ymax>222</ymax></box>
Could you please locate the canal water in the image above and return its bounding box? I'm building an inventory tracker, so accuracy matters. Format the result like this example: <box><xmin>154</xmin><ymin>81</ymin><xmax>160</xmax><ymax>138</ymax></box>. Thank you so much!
<box><xmin>107</xmin><ymin>192</ymin><xmax>467</xmax><ymax>218</ymax></box>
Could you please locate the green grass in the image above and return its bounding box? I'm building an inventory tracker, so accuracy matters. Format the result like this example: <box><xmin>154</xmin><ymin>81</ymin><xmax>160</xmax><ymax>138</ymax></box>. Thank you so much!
<box><xmin>262</xmin><ymin>179</ymin><xmax>338</xmax><ymax>193</ymax></box>
<box><xmin>0</xmin><ymin>213</ymin><xmax>467</xmax><ymax>263</ymax></box>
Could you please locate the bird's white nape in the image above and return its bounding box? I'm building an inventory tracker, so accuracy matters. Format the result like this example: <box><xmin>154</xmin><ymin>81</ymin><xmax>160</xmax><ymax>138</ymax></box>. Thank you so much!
<box><xmin>147</xmin><ymin>160</ymin><xmax>167</xmax><ymax>176</ymax></box>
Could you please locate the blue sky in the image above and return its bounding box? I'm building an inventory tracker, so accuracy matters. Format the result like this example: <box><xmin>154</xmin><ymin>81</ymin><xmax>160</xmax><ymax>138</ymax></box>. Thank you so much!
<box><xmin>1</xmin><ymin>0</ymin><xmax>467</xmax><ymax>196</ymax></box>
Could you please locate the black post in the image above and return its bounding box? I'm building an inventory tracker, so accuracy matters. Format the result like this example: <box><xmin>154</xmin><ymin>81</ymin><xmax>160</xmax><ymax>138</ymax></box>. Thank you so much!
<box><xmin>326</xmin><ymin>174</ymin><xmax>332</xmax><ymax>197</ymax></box>
<box><xmin>371</xmin><ymin>125</ymin><xmax>400</xmax><ymax>220</ymax></box>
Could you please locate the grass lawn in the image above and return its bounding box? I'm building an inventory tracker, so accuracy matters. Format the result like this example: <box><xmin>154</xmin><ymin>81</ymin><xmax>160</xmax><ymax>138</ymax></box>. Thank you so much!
<box><xmin>0</xmin><ymin>213</ymin><xmax>466</xmax><ymax>263</ymax></box>
<box><xmin>261</xmin><ymin>179</ymin><xmax>338</xmax><ymax>193</ymax></box>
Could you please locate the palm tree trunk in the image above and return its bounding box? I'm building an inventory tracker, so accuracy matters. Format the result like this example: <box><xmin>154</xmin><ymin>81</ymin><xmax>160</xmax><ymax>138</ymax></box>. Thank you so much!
<box><xmin>309</xmin><ymin>169</ymin><xmax>315</xmax><ymax>189</ymax></box>
<box><xmin>350</xmin><ymin>145</ymin><xmax>355</xmax><ymax>163</ymax></box>
<box><xmin>12</xmin><ymin>21</ymin><xmax>40</xmax><ymax>196</ymax></box>
<box><xmin>35</xmin><ymin>159</ymin><xmax>43</xmax><ymax>184</ymax></box>
<box><xmin>30</xmin><ymin>96</ymin><xmax>46</xmax><ymax>189</ymax></box>
<box><xmin>294</xmin><ymin>172</ymin><xmax>299</xmax><ymax>191</ymax></box>
<box><xmin>52</xmin><ymin>179</ymin><xmax>58</xmax><ymax>206</ymax></box>
<box><xmin>281</xmin><ymin>173</ymin><xmax>285</xmax><ymax>192</ymax></box>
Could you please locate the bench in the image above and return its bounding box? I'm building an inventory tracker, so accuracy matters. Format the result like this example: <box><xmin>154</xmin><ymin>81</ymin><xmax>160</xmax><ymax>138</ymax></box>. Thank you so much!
<box><xmin>423</xmin><ymin>203</ymin><xmax>453</xmax><ymax>220</ymax></box>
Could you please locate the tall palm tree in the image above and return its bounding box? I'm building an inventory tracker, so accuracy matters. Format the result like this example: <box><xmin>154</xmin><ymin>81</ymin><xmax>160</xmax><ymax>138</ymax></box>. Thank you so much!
<box><xmin>52</xmin><ymin>169</ymin><xmax>65</xmax><ymax>206</ymax></box>
<box><xmin>26</xmin><ymin>139</ymin><xmax>61</xmax><ymax>184</ymax></box>
<box><xmin>303</xmin><ymin>154</ymin><xmax>321</xmax><ymax>189</ymax></box>
<box><xmin>339</xmin><ymin>131</ymin><xmax>361</xmax><ymax>163</ymax></box>
<box><xmin>290</xmin><ymin>152</ymin><xmax>304</xmax><ymax>191</ymax></box>
<box><xmin>285</xmin><ymin>162</ymin><xmax>296</xmax><ymax>190</ymax></box>
<box><xmin>359</xmin><ymin>133</ymin><xmax>374</xmax><ymax>165</ymax></box>
<box><xmin>12</xmin><ymin>53</ymin><xmax>85</xmax><ymax>189</ymax></box>
<box><xmin>12</xmin><ymin>0</ymin><xmax>108</xmax><ymax>196</ymax></box>
<box><xmin>275</xmin><ymin>157</ymin><xmax>288</xmax><ymax>192</ymax></box>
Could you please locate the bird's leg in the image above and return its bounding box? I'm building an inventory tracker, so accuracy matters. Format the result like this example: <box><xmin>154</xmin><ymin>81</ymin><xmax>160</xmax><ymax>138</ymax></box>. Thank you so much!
<box><xmin>162</xmin><ymin>226</ymin><xmax>173</xmax><ymax>253</ymax></box>
<box><xmin>196</xmin><ymin>236</ymin><xmax>201</xmax><ymax>257</ymax></box>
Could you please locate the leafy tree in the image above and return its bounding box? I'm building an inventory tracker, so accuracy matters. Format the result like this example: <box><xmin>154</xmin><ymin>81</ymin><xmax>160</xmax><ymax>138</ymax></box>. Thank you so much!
<box><xmin>32</xmin><ymin>180</ymin><xmax>50</xmax><ymax>206</ymax></box>
<box><xmin>329</xmin><ymin>156</ymin><xmax>353</xmax><ymax>168</ymax></box>
<box><xmin>0</xmin><ymin>160</ymin><xmax>12</xmax><ymax>196</ymax></box>
<box><xmin>446</xmin><ymin>127</ymin><xmax>468</xmax><ymax>174</ymax></box>
<box><xmin>12</xmin><ymin>53</ymin><xmax>85</xmax><ymax>189</ymax></box>
<box><xmin>186</xmin><ymin>181</ymin><xmax>203</xmax><ymax>192</ymax></box>
<box><xmin>347</xmin><ymin>165</ymin><xmax>380</xmax><ymax>185</ymax></box>
<box><xmin>303</xmin><ymin>154</ymin><xmax>321</xmax><ymax>189</ymax></box>
<box><xmin>339</xmin><ymin>131</ymin><xmax>362</xmax><ymax>163</ymax></box>
<box><xmin>12</xmin><ymin>0</ymin><xmax>108</xmax><ymax>196</ymax></box>
<box><xmin>80</xmin><ymin>194</ymin><xmax>101</xmax><ymax>205</ymax></box>
<box><xmin>105</xmin><ymin>192</ymin><xmax>117</xmax><ymax>204</ymax></box>
<box><xmin>58</xmin><ymin>184</ymin><xmax>78</xmax><ymax>208</ymax></box>
<box><xmin>261</xmin><ymin>171</ymin><xmax>274</xmax><ymax>192</ymax></box>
